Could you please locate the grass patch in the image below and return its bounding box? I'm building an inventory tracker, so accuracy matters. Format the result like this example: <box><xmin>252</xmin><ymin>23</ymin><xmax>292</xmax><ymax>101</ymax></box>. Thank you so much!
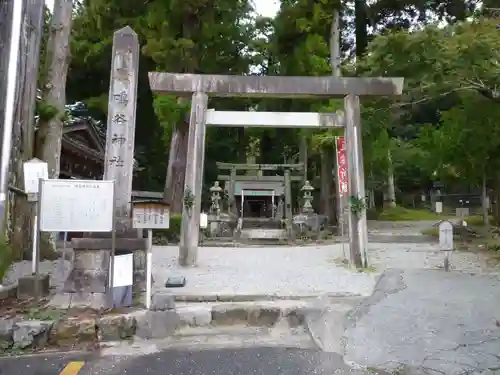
<box><xmin>24</xmin><ymin>307</ymin><xmax>66</xmax><ymax>321</ymax></box>
<box><xmin>357</xmin><ymin>266</ymin><xmax>377</xmax><ymax>273</ymax></box>
<box><xmin>421</xmin><ymin>227</ymin><xmax>439</xmax><ymax>237</ymax></box>
<box><xmin>463</xmin><ymin>215</ymin><xmax>493</xmax><ymax>226</ymax></box>
<box><xmin>376</xmin><ymin>206</ymin><xmax>449</xmax><ymax>221</ymax></box>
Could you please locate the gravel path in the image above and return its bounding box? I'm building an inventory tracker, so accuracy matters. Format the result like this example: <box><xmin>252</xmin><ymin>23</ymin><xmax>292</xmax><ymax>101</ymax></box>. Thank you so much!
<box><xmin>152</xmin><ymin>242</ymin><xmax>497</xmax><ymax>298</ymax></box>
<box><xmin>2</xmin><ymin>220</ymin><xmax>496</xmax><ymax>296</ymax></box>
<box><xmin>152</xmin><ymin>245</ymin><xmax>379</xmax><ymax>297</ymax></box>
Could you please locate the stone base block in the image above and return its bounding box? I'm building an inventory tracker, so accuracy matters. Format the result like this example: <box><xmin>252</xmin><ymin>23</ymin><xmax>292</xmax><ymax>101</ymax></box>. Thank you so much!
<box><xmin>151</xmin><ymin>293</ymin><xmax>176</xmax><ymax>311</ymax></box>
<box><xmin>135</xmin><ymin>310</ymin><xmax>180</xmax><ymax>339</ymax></box>
<box><xmin>17</xmin><ymin>274</ymin><xmax>50</xmax><ymax>299</ymax></box>
<box><xmin>50</xmin><ymin>317</ymin><xmax>96</xmax><ymax>347</ymax></box>
<box><xmin>70</xmin><ymin>292</ymin><xmax>111</xmax><ymax>310</ymax></box>
<box><xmin>0</xmin><ymin>284</ymin><xmax>17</xmax><ymax>300</ymax></box>
<box><xmin>48</xmin><ymin>292</ymin><xmax>111</xmax><ymax>310</ymax></box>
<box><xmin>97</xmin><ymin>314</ymin><xmax>136</xmax><ymax>341</ymax></box>
<box><xmin>13</xmin><ymin>320</ymin><xmax>53</xmax><ymax>349</ymax></box>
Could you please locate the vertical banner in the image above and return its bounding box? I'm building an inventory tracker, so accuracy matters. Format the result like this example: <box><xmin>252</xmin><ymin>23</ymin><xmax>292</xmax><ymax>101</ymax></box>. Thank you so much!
<box><xmin>335</xmin><ymin>137</ymin><xmax>348</xmax><ymax>196</ymax></box>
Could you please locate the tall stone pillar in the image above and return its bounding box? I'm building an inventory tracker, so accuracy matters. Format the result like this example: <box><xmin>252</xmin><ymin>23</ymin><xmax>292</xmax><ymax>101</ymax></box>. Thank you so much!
<box><xmin>55</xmin><ymin>27</ymin><xmax>147</xmax><ymax>309</ymax></box>
<box><xmin>179</xmin><ymin>92</ymin><xmax>208</xmax><ymax>267</ymax></box>
<box><xmin>345</xmin><ymin>95</ymin><xmax>367</xmax><ymax>268</ymax></box>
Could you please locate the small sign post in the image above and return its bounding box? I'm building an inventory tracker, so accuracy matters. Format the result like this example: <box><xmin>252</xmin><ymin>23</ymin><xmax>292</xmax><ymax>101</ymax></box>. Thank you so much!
<box><xmin>435</xmin><ymin>201</ymin><xmax>443</xmax><ymax>214</ymax></box>
<box><xmin>22</xmin><ymin>158</ymin><xmax>48</xmax><ymax>275</ymax></box>
<box><xmin>132</xmin><ymin>200</ymin><xmax>170</xmax><ymax>309</ymax></box>
<box><xmin>438</xmin><ymin>220</ymin><xmax>454</xmax><ymax>271</ymax></box>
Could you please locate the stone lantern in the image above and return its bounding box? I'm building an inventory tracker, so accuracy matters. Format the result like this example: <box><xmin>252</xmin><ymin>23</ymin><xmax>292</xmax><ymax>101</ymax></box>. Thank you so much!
<box><xmin>301</xmin><ymin>180</ymin><xmax>314</xmax><ymax>214</ymax></box>
<box><xmin>210</xmin><ymin>181</ymin><xmax>223</xmax><ymax>216</ymax></box>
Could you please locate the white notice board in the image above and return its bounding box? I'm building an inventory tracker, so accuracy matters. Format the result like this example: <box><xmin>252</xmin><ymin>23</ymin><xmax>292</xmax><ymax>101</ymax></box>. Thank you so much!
<box><xmin>39</xmin><ymin>179</ymin><xmax>114</xmax><ymax>232</ymax></box>
<box><xmin>110</xmin><ymin>253</ymin><xmax>133</xmax><ymax>287</ymax></box>
<box><xmin>23</xmin><ymin>158</ymin><xmax>48</xmax><ymax>194</ymax></box>
<box><xmin>132</xmin><ymin>206</ymin><xmax>170</xmax><ymax>229</ymax></box>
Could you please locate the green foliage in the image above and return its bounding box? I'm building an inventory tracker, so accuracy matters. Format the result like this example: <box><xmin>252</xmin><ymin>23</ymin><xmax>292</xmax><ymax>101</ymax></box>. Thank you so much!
<box><xmin>24</xmin><ymin>307</ymin><xmax>65</xmax><ymax>321</ymax></box>
<box><xmin>36</xmin><ymin>101</ymin><xmax>59</xmax><ymax>122</ymax></box>
<box><xmin>154</xmin><ymin>214</ymin><xmax>182</xmax><ymax>243</ymax></box>
<box><xmin>421</xmin><ymin>227</ymin><xmax>439</xmax><ymax>237</ymax></box>
<box><xmin>360</xmin><ymin>18</ymin><xmax>500</xmax><ymax>104</ymax></box>
<box><xmin>465</xmin><ymin>215</ymin><xmax>493</xmax><ymax>226</ymax></box>
<box><xmin>377</xmin><ymin>207</ymin><xmax>447</xmax><ymax>221</ymax></box>
<box><xmin>349</xmin><ymin>196</ymin><xmax>368</xmax><ymax>216</ymax></box>
<box><xmin>62</xmin><ymin>0</ymin><xmax>500</xmax><ymax>221</ymax></box>
<box><xmin>183</xmin><ymin>187</ymin><xmax>195</xmax><ymax>210</ymax></box>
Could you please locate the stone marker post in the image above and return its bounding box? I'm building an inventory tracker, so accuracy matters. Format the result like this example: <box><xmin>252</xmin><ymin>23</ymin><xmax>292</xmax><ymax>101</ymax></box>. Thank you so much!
<box><xmin>104</xmin><ymin>26</ymin><xmax>139</xmax><ymax>233</ymax></box>
<box><xmin>54</xmin><ymin>26</ymin><xmax>145</xmax><ymax>309</ymax></box>
<box><xmin>439</xmin><ymin>220</ymin><xmax>453</xmax><ymax>271</ymax></box>
<box><xmin>345</xmin><ymin>95</ymin><xmax>368</xmax><ymax>268</ymax></box>
<box><xmin>102</xmin><ymin>26</ymin><xmax>148</xmax><ymax>291</ymax></box>
<box><xmin>179</xmin><ymin>92</ymin><xmax>208</xmax><ymax>266</ymax></box>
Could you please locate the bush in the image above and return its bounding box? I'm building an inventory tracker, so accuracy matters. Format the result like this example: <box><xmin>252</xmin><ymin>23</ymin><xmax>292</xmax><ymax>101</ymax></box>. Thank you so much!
<box><xmin>154</xmin><ymin>214</ymin><xmax>182</xmax><ymax>244</ymax></box>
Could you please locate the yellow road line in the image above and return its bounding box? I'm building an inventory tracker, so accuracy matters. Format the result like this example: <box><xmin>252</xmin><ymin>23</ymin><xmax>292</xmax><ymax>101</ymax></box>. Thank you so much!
<box><xmin>59</xmin><ymin>361</ymin><xmax>85</xmax><ymax>375</ymax></box>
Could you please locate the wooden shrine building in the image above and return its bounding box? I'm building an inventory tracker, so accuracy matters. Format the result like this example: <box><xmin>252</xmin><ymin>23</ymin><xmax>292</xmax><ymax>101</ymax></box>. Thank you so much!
<box><xmin>216</xmin><ymin>162</ymin><xmax>303</xmax><ymax>219</ymax></box>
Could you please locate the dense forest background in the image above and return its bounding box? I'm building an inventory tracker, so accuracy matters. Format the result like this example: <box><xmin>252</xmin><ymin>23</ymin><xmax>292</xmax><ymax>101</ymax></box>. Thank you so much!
<box><xmin>6</xmin><ymin>0</ymin><xmax>500</xmax><ymax>262</ymax></box>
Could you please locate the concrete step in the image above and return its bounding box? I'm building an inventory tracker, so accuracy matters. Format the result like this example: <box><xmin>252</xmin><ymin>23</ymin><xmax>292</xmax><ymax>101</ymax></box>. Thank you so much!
<box><xmin>242</xmin><ymin>218</ymin><xmax>282</xmax><ymax>230</ymax></box>
<box><xmin>172</xmin><ymin>296</ymin><xmax>363</xmax><ymax>353</ymax></box>
<box><xmin>97</xmin><ymin>296</ymin><xmax>364</xmax><ymax>355</ymax></box>
<box><xmin>101</xmin><ymin>324</ymin><xmax>317</xmax><ymax>355</ymax></box>
<box><xmin>175</xmin><ymin>299</ymin><xmax>315</xmax><ymax>327</ymax></box>
<box><xmin>240</xmin><ymin>228</ymin><xmax>287</xmax><ymax>240</ymax></box>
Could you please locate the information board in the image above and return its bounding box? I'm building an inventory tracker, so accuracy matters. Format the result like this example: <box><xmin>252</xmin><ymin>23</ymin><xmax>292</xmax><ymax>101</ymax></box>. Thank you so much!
<box><xmin>110</xmin><ymin>253</ymin><xmax>133</xmax><ymax>287</ymax></box>
<box><xmin>132</xmin><ymin>204</ymin><xmax>170</xmax><ymax>229</ymax></box>
<box><xmin>23</xmin><ymin>158</ymin><xmax>48</xmax><ymax>194</ymax></box>
<box><xmin>39</xmin><ymin>179</ymin><xmax>114</xmax><ymax>232</ymax></box>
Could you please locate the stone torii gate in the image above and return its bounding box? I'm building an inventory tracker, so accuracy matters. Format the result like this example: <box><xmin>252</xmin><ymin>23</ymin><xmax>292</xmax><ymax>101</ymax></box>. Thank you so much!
<box><xmin>149</xmin><ymin>73</ymin><xmax>404</xmax><ymax>267</ymax></box>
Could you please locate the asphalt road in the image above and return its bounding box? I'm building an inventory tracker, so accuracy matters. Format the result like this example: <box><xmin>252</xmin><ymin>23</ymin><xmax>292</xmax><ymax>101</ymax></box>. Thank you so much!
<box><xmin>0</xmin><ymin>348</ymin><xmax>385</xmax><ymax>375</ymax></box>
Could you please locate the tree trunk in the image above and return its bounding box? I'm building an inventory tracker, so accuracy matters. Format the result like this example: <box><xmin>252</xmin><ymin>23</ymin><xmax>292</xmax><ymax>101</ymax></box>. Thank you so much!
<box><xmin>0</xmin><ymin>0</ymin><xmax>14</xmax><ymax>251</ymax></box>
<box><xmin>482</xmin><ymin>172</ymin><xmax>489</xmax><ymax>226</ymax></box>
<box><xmin>34</xmin><ymin>0</ymin><xmax>72</xmax><ymax>175</ymax></box>
<box><xmin>320</xmin><ymin>8</ymin><xmax>341</xmax><ymax>226</ymax></box>
<box><xmin>34</xmin><ymin>0</ymin><xmax>73</xmax><ymax>252</ymax></box>
<box><xmin>354</xmin><ymin>0</ymin><xmax>368</xmax><ymax>57</ymax></box>
<box><xmin>320</xmin><ymin>146</ymin><xmax>336</xmax><ymax>224</ymax></box>
<box><xmin>164</xmin><ymin>120</ymin><xmax>189</xmax><ymax>214</ymax></box>
<box><xmin>493</xmin><ymin>175</ymin><xmax>500</xmax><ymax>225</ymax></box>
<box><xmin>329</xmin><ymin>10</ymin><xmax>341</xmax><ymax>77</ymax></box>
<box><xmin>299</xmin><ymin>134</ymin><xmax>308</xmax><ymax>183</ymax></box>
<box><xmin>8</xmin><ymin>0</ymin><xmax>45</xmax><ymax>261</ymax></box>
<box><xmin>386</xmin><ymin>149</ymin><xmax>396</xmax><ymax>208</ymax></box>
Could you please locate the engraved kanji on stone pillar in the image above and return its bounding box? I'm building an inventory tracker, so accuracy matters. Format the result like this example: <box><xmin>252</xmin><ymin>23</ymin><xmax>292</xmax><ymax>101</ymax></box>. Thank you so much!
<box><xmin>104</xmin><ymin>26</ymin><xmax>139</xmax><ymax>234</ymax></box>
